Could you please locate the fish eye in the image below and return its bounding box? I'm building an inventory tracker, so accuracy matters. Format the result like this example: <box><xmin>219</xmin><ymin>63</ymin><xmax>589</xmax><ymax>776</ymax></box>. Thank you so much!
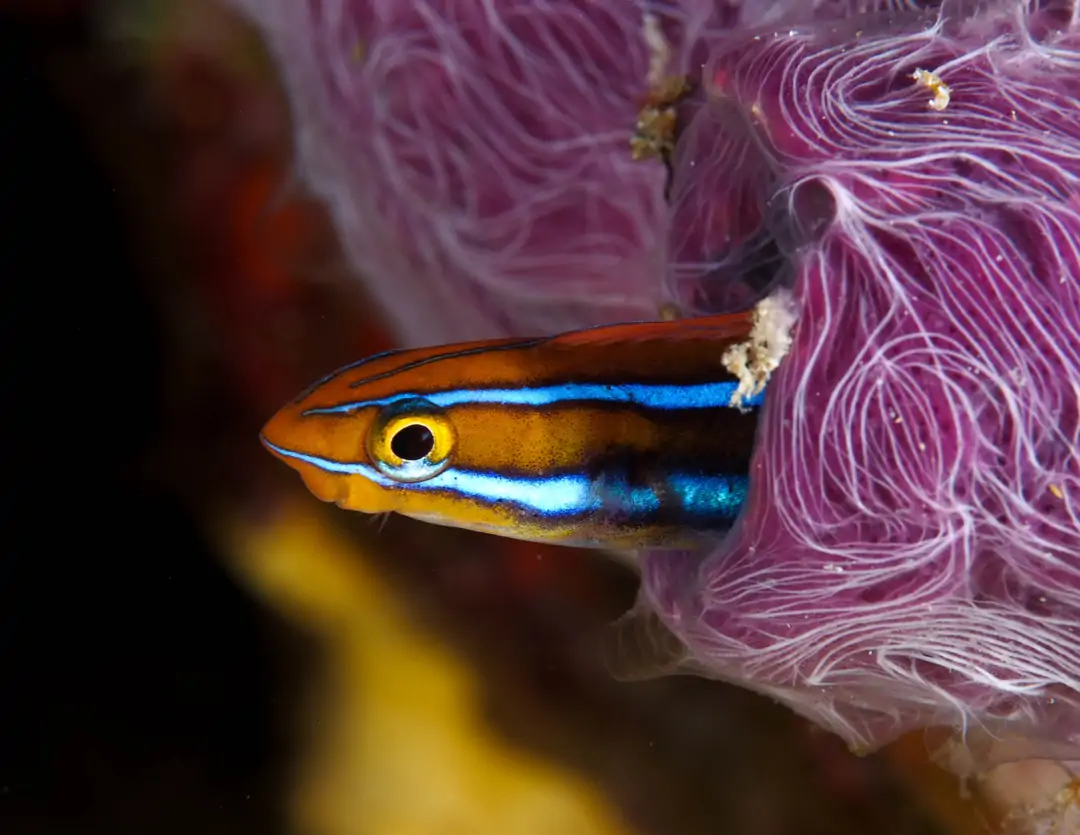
<box><xmin>367</xmin><ymin>397</ymin><xmax>455</xmax><ymax>483</ymax></box>
<box><xmin>390</xmin><ymin>423</ymin><xmax>435</xmax><ymax>461</ymax></box>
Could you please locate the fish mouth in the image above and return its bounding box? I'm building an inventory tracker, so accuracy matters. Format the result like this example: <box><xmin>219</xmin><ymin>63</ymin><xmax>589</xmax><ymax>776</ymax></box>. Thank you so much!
<box><xmin>260</xmin><ymin>434</ymin><xmax>340</xmax><ymax>504</ymax></box>
<box><xmin>259</xmin><ymin>432</ymin><xmax>299</xmax><ymax>468</ymax></box>
<box><xmin>261</xmin><ymin>433</ymin><xmax>401</xmax><ymax>513</ymax></box>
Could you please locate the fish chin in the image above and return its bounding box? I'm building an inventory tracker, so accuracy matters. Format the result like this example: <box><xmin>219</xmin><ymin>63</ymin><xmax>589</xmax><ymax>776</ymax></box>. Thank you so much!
<box><xmin>340</xmin><ymin>477</ymin><xmax>400</xmax><ymax>515</ymax></box>
<box><xmin>405</xmin><ymin>510</ymin><xmax>464</xmax><ymax>529</ymax></box>
<box><xmin>295</xmin><ymin>468</ymin><xmax>347</xmax><ymax>505</ymax></box>
<box><xmin>403</xmin><ymin>511</ymin><xmax>520</xmax><ymax>541</ymax></box>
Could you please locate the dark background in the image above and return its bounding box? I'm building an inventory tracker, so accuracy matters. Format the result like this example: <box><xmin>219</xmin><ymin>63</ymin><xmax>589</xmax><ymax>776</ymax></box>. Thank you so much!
<box><xmin>1</xmin><ymin>9</ymin><xmax>287</xmax><ymax>834</ymax></box>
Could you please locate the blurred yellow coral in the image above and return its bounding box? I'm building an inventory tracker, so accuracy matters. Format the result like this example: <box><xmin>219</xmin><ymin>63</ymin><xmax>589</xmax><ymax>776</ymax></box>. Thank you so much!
<box><xmin>220</xmin><ymin>500</ymin><xmax>633</xmax><ymax>835</ymax></box>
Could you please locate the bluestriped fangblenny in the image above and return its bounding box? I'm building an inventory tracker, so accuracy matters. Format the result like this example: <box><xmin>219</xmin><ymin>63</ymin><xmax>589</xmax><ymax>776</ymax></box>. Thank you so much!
<box><xmin>261</xmin><ymin>312</ymin><xmax>764</xmax><ymax>548</ymax></box>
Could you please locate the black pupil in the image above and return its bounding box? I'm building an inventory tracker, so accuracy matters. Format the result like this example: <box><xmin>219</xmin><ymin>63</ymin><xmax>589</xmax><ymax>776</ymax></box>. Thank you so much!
<box><xmin>390</xmin><ymin>423</ymin><xmax>435</xmax><ymax>461</ymax></box>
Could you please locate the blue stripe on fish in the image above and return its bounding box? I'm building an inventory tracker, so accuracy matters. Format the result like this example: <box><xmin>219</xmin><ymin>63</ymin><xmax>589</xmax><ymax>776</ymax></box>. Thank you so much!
<box><xmin>263</xmin><ymin>441</ymin><xmax>748</xmax><ymax>521</ymax></box>
<box><xmin>301</xmin><ymin>381</ymin><xmax>765</xmax><ymax>416</ymax></box>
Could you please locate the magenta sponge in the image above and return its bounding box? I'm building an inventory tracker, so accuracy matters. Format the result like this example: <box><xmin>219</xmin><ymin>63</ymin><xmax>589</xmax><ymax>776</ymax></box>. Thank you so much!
<box><xmin>238</xmin><ymin>0</ymin><xmax>1080</xmax><ymax>762</ymax></box>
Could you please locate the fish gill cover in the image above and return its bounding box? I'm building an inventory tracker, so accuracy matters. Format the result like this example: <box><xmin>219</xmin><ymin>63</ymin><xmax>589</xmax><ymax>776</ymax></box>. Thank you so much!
<box><xmin>234</xmin><ymin>0</ymin><xmax>1080</xmax><ymax>764</ymax></box>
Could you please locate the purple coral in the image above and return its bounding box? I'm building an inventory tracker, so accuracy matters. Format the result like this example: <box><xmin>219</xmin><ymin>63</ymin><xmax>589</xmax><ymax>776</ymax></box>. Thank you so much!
<box><xmin>230</xmin><ymin>0</ymin><xmax>689</xmax><ymax>341</ymax></box>
<box><xmin>648</xmin><ymin>2</ymin><xmax>1080</xmax><ymax>760</ymax></box>
<box><xmin>237</xmin><ymin>0</ymin><xmax>1080</xmax><ymax>763</ymax></box>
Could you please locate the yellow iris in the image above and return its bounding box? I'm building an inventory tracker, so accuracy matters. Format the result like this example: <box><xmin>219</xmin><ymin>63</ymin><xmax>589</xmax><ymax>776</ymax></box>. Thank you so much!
<box><xmin>367</xmin><ymin>397</ymin><xmax>457</xmax><ymax>482</ymax></box>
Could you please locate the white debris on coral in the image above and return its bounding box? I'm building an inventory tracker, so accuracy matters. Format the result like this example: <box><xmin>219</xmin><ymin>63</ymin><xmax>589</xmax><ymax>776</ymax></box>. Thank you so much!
<box><xmin>911</xmin><ymin>67</ymin><xmax>951</xmax><ymax>111</ymax></box>
<box><xmin>723</xmin><ymin>289</ymin><xmax>798</xmax><ymax>410</ymax></box>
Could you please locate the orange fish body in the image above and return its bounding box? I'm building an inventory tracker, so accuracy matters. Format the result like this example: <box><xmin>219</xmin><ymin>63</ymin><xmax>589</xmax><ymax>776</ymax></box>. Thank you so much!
<box><xmin>261</xmin><ymin>313</ymin><xmax>763</xmax><ymax>548</ymax></box>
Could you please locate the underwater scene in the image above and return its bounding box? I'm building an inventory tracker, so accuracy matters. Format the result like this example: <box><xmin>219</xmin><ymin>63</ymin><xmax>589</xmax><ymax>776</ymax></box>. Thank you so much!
<box><xmin>2</xmin><ymin>1</ymin><xmax>1078</xmax><ymax>833</ymax></box>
